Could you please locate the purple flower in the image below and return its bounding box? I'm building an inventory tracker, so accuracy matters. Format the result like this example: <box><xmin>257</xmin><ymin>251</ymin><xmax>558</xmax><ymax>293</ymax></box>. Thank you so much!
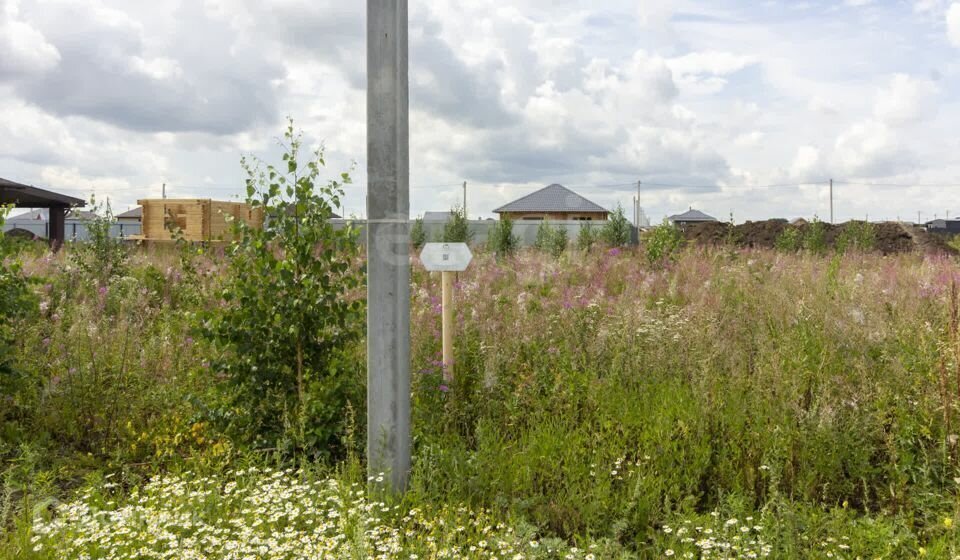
<box><xmin>608</xmin><ymin>248</ymin><xmax>621</xmax><ymax>257</ymax></box>
<box><xmin>98</xmin><ymin>286</ymin><xmax>108</xmax><ymax>295</ymax></box>
<box><xmin>438</xmin><ymin>384</ymin><xmax>450</xmax><ymax>393</ymax></box>
<box><xmin>42</xmin><ymin>337</ymin><xmax>51</xmax><ymax>346</ymax></box>
<box><xmin>185</xmin><ymin>336</ymin><xmax>194</xmax><ymax>346</ymax></box>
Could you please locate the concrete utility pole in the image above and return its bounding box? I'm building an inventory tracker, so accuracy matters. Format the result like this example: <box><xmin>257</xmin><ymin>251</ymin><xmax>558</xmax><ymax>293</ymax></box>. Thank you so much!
<box><xmin>829</xmin><ymin>179</ymin><xmax>833</xmax><ymax>224</ymax></box>
<box><xmin>366</xmin><ymin>0</ymin><xmax>411</xmax><ymax>493</ymax></box>
<box><xmin>463</xmin><ymin>181</ymin><xmax>467</xmax><ymax>219</ymax></box>
<box><xmin>162</xmin><ymin>182</ymin><xmax>166</xmax><ymax>199</ymax></box>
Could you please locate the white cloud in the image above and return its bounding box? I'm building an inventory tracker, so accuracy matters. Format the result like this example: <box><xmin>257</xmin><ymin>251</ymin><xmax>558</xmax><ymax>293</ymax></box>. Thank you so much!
<box><xmin>873</xmin><ymin>73</ymin><xmax>938</xmax><ymax>125</ymax></box>
<box><xmin>948</xmin><ymin>3</ymin><xmax>960</xmax><ymax>46</ymax></box>
<box><xmin>0</xmin><ymin>0</ymin><xmax>60</xmax><ymax>75</ymax></box>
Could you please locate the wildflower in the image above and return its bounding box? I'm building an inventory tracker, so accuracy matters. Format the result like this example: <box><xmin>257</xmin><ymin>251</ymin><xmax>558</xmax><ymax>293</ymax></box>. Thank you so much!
<box><xmin>946</xmin><ymin>517</ymin><xmax>954</xmax><ymax>529</ymax></box>
<box><xmin>439</xmin><ymin>384</ymin><xmax>450</xmax><ymax>393</ymax></box>
<box><xmin>665</xmin><ymin>550</ymin><xmax>675</xmax><ymax>557</ymax></box>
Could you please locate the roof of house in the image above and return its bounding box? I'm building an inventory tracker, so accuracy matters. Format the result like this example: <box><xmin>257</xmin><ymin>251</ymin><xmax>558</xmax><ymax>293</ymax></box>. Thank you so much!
<box><xmin>668</xmin><ymin>208</ymin><xmax>717</xmax><ymax>222</ymax></box>
<box><xmin>6</xmin><ymin>209</ymin><xmax>102</xmax><ymax>222</ymax></box>
<box><xmin>0</xmin><ymin>178</ymin><xmax>85</xmax><ymax>208</ymax></box>
<box><xmin>493</xmin><ymin>184</ymin><xmax>608</xmax><ymax>214</ymax></box>
<box><xmin>423</xmin><ymin>211</ymin><xmax>455</xmax><ymax>222</ymax></box>
<box><xmin>116</xmin><ymin>207</ymin><xmax>142</xmax><ymax>219</ymax></box>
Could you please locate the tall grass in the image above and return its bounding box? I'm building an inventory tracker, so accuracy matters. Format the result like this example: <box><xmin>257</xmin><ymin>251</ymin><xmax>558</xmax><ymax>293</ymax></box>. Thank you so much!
<box><xmin>4</xmin><ymin>246</ymin><xmax>960</xmax><ymax>557</ymax></box>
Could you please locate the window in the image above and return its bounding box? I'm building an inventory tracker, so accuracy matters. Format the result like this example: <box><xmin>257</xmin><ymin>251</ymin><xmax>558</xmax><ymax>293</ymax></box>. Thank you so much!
<box><xmin>522</xmin><ymin>216</ymin><xmax>544</xmax><ymax>221</ymax></box>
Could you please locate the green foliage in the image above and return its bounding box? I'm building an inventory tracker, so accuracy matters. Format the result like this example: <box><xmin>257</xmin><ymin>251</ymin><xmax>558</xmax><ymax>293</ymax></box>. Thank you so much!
<box><xmin>802</xmin><ymin>217</ymin><xmax>828</xmax><ymax>254</ymax></box>
<box><xmin>442</xmin><ymin>204</ymin><xmax>473</xmax><ymax>243</ymax></box>
<box><xmin>487</xmin><ymin>215</ymin><xmax>519</xmax><ymax>257</ymax></box>
<box><xmin>0</xmin><ymin>206</ymin><xmax>34</xmax><ymax>381</ymax></box>
<box><xmin>836</xmin><ymin>220</ymin><xmax>876</xmax><ymax>253</ymax></box>
<box><xmin>68</xmin><ymin>200</ymin><xmax>128</xmax><ymax>288</ymax></box>
<box><xmin>644</xmin><ymin>219</ymin><xmax>683</xmax><ymax>265</ymax></box>
<box><xmin>775</xmin><ymin>226</ymin><xmax>802</xmax><ymax>252</ymax></box>
<box><xmin>599</xmin><ymin>204</ymin><xmax>631</xmax><ymax>247</ymax></box>
<box><xmin>200</xmin><ymin>121</ymin><xmax>364</xmax><ymax>458</ymax></box>
<box><xmin>410</xmin><ymin>216</ymin><xmax>426</xmax><ymax>250</ymax></box>
<box><xmin>534</xmin><ymin>220</ymin><xmax>567</xmax><ymax>258</ymax></box>
<box><xmin>576</xmin><ymin>221</ymin><xmax>596</xmax><ymax>251</ymax></box>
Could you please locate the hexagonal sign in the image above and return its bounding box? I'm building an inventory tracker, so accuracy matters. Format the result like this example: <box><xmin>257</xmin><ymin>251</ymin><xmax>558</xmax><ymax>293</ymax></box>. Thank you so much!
<box><xmin>420</xmin><ymin>242</ymin><xmax>473</xmax><ymax>272</ymax></box>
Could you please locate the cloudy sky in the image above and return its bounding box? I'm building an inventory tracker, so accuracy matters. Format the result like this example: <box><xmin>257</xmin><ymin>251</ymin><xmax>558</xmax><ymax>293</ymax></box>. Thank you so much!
<box><xmin>2</xmin><ymin>0</ymin><xmax>960</xmax><ymax>223</ymax></box>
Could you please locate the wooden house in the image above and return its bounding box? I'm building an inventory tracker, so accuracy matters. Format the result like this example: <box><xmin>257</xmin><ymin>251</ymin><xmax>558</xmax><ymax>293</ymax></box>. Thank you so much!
<box><xmin>136</xmin><ymin>199</ymin><xmax>264</xmax><ymax>241</ymax></box>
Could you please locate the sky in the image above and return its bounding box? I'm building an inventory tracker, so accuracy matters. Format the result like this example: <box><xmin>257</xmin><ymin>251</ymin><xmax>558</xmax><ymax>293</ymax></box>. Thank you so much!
<box><xmin>2</xmin><ymin>0</ymin><xmax>960</xmax><ymax>223</ymax></box>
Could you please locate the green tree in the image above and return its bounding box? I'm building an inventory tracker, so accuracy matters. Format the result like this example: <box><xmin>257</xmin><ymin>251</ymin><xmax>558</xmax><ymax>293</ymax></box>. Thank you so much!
<box><xmin>803</xmin><ymin>217</ymin><xmax>828</xmax><ymax>254</ymax></box>
<box><xmin>0</xmin><ymin>206</ymin><xmax>35</xmax><ymax>389</ymax></box>
<box><xmin>535</xmin><ymin>220</ymin><xmax>567</xmax><ymax>258</ymax></box>
<box><xmin>442</xmin><ymin>205</ymin><xmax>473</xmax><ymax>243</ymax></box>
<box><xmin>644</xmin><ymin>219</ymin><xmax>683</xmax><ymax>265</ymax></box>
<box><xmin>69</xmin><ymin>199</ymin><xmax>128</xmax><ymax>288</ymax></box>
<box><xmin>487</xmin><ymin>215</ymin><xmax>519</xmax><ymax>257</ymax></box>
<box><xmin>577</xmin><ymin>221</ymin><xmax>596</xmax><ymax>251</ymax></box>
<box><xmin>600</xmin><ymin>204</ymin><xmax>631</xmax><ymax>247</ymax></box>
<box><xmin>200</xmin><ymin>121</ymin><xmax>364</xmax><ymax>458</ymax></box>
<box><xmin>836</xmin><ymin>220</ymin><xmax>876</xmax><ymax>253</ymax></box>
<box><xmin>411</xmin><ymin>216</ymin><xmax>427</xmax><ymax>250</ymax></box>
<box><xmin>775</xmin><ymin>227</ymin><xmax>802</xmax><ymax>252</ymax></box>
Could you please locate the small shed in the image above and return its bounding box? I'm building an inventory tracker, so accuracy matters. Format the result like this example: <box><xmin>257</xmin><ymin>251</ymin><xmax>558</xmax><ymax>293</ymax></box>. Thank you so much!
<box><xmin>137</xmin><ymin>199</ymin><xmax>264</xmax><ymax>241</ymax></box>
<box><xmin>0</xmin><ymin>178</ymin><xmax>85</xmax><ymax>249</ymax></box>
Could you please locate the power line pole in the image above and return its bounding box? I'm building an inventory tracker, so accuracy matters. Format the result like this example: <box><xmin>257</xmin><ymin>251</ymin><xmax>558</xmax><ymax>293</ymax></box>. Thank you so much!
<box><xmin>636</xmin><ymin>180</ymin><xmax>642</xmax><ymax>226</ymax></box>
<box><xmin>162</xmin><ymin>182</ymin><xmax>166</xmax><ymax>199</ymax></box>
<box><xmin>463</xmin><ymin>181</ymin><xmax>467</xmax><ymax>219</ymax></box>
<box><xmin>366</xmin><ymin>0</ymin><xmax>411</xmax><ymax>493</ymax></box>
<box><xmin>829</xmin><ymin>178</ymin><xmax>833</xmax><ymax>224</ymax></box>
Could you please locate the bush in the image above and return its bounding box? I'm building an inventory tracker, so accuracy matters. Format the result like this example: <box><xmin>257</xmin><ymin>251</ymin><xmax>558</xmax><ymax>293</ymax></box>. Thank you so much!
<box><xmin>410</xmin><ymin>216</ymin><xmax>427</xmax><ymax>250</ymax></box>
<box><xmin>200</xmin><ymin>121</ymin><xmax>365</xmax><ymax>458</ymax></box>
<box><xmin>442</xmin><ymin>205</ymin><xmax>473</xmax><ymax>243</ymax></box>
<box><xmin>644</xmin><ymin>219</ymin><xmax>683</xmax><ymax>265</ymax></box>
<box><xmin>576</xmin><ymin>221</ymin><xmax>596</xmax><ymax>251</ymax></box>
<box><xmin>836</xmin><ymin>220</ymin><xmax>876</xmax><ymax>253</ymax></box>
<box><xmin>534</xmin><ymin>221</ymin><xmax>567</xmax><ymax>258</ymax></box>
<box><xmin>0</xmin><ymin>206</ymin><xmax>35</xmax><ymax>383</ymax></box>
<box><xmin>68</xmin><ymin>200</ymin><xmax>128</xmax><ymax>288</ymax></box>
<box><xmin>775</xmin><ymin>226</ymin><xmax>802</xmax><ymax>252</ymax></box>
<box><xmin>600</xmin><ymin>204</ymin><xmax>631</xmax><ymax>247</ymax></box>
<box><xmin>802</xmin><ymin>217</ymin><xmax>828</xmax><ymax>254</ymax></box>
<box><xmin>487</xmin><ymin>215</ymin><xmax>519</xmax><ymax>257</ymax></box>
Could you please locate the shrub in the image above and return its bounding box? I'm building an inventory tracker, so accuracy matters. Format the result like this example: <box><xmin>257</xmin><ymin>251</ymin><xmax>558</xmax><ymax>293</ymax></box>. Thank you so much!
<box><xmin>534</xmin><ymin>220</ymin><xmax>567</xmax><ymax>258</ymax></box>
<box><xmin>802</xmin><ymin>217</ymin><xmax>828</xmax><ymax>254</ymax></box>
<box><xmin>836</xmin><ymin>220</ymin><xmax>876</xmax><ymax>253</ymax></box>
<box><xmin>775</xmin><ymin>226</ymin><xmax>802</xmax><ymax>252</ymax></box>
<box><xmin>68</xmin><ymin>200</ymin><xmax>128</xmax><ymax>288</ymax></box>
<box><xmin>644</xmin><ymin>219</ymin><xmax>683</xmax><ymax>265</ymax></box>
<box><xmin>200</xmin><ymin>121</ymin><xmax>365</xmax><ymax>458</ymax></box>
<box><xmin>487</xmin><ymin>215</ymin><xmax>519</xmax><ymax>257</ymax></box>
<box><xmin>410</xmin><ymin>216</ymin><xmax>426</xmax><ymax>250</ymax></box>
<box><xmin>442</xmin><ymin>205</ymin><xmax>473</xmax><ymax>243</ymax></box>
<box><xmin>577</xmin><ymin>221</ymin><xmax>596</xmax><ymax>251</ymax></box>
<box><xmin>0</xmin><ymin>206</ymin><xmax>35</xmax><ymax>382</ymax></box>
<box><xmin>600</xmin><ymin>204</ymin><xmax>631</xmax><ymax>247</ymax></box>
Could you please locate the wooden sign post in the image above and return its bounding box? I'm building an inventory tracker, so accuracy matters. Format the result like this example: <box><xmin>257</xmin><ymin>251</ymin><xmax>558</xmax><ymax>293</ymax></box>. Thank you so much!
<box><xmin>420</xmin><ymin>242</ymin><xmax>473</xmax><ymax>380</ymax></box>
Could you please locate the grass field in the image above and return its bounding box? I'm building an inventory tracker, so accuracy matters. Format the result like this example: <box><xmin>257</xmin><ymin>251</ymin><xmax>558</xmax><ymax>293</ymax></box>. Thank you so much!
<box><xmin>3</xmin><ymin>235</ymin><xmax>960</xmax><ymax>558</ymax></box>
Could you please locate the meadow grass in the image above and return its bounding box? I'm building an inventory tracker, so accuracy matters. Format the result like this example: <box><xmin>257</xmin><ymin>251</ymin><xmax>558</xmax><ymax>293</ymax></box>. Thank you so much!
<box><xmin>3</xmin><ymin>245</ymin><xmax>960</xmax><ymax>558</ymax></box>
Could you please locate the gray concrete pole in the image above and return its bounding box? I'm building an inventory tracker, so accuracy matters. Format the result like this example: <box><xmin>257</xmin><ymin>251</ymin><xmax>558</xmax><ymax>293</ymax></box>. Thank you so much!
<box><xmin>366</xmin><ymin>0</ymin><xmax>411</xmax><ymax>492</ymax></box>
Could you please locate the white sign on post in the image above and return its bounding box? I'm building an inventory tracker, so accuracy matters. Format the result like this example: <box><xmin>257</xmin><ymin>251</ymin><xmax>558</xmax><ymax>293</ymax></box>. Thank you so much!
<box><xmin>419</xmin><ymin>242</ymin><xmax>473</xmax><ymax>272</ymax></box>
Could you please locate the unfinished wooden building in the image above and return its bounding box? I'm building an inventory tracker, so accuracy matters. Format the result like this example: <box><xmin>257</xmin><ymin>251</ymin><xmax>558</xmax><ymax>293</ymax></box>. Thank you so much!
<box><xmin>136</xmin><ymin>199</ymin><xmax>264</xmax><ymax>242</ymax></box>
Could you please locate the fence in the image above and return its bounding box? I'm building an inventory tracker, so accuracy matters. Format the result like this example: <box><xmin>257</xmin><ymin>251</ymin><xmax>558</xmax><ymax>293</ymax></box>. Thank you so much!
<box><xmin>2</xmin><ymin>222</ymin><xmax>142</xmax><ymax>241</ymax></box>
<box><xmin>332</xmin><ymin>219</ymin><xmax>639</xmax><ymax>247</ymax></box>
<box><xmin>5</xmin><ymin>218</ymin><xmax>636</xmax><ymax>247</ymax></box>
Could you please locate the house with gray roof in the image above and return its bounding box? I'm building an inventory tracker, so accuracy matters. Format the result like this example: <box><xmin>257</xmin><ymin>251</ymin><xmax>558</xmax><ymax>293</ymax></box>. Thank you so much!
<box><xmin>493</xmin><ymin>184</ymin><xmax>609</xmax><ymax>221</ymax></box>
<box><xmin>668</xmin><ymin>208</ymin><xmax>717</xmax><ymax>227</ymax></box>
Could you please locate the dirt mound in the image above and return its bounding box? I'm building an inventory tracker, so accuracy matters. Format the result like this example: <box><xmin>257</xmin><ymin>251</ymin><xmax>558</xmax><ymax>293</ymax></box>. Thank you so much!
<box><xmin>908</xmin><ymin>226</ymin><xmax>959</xmax><ymax>256</ymax></box>
<box><xmin>682</xmin><ymin>219</ymin><xmax>957</xmax><ymax>255</ymax></box>
<box><xmin>735</xmin><ymin>220</ymin><xmax>788</xmax><ymax>249</ymax></box>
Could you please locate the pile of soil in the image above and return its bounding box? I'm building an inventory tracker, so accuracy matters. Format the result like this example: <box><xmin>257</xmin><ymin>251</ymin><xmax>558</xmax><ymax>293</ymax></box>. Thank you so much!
<box><xmin>681</xmin><ymin>219</ymin><xmax>957</xmax><ymax>256</ymax></box>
